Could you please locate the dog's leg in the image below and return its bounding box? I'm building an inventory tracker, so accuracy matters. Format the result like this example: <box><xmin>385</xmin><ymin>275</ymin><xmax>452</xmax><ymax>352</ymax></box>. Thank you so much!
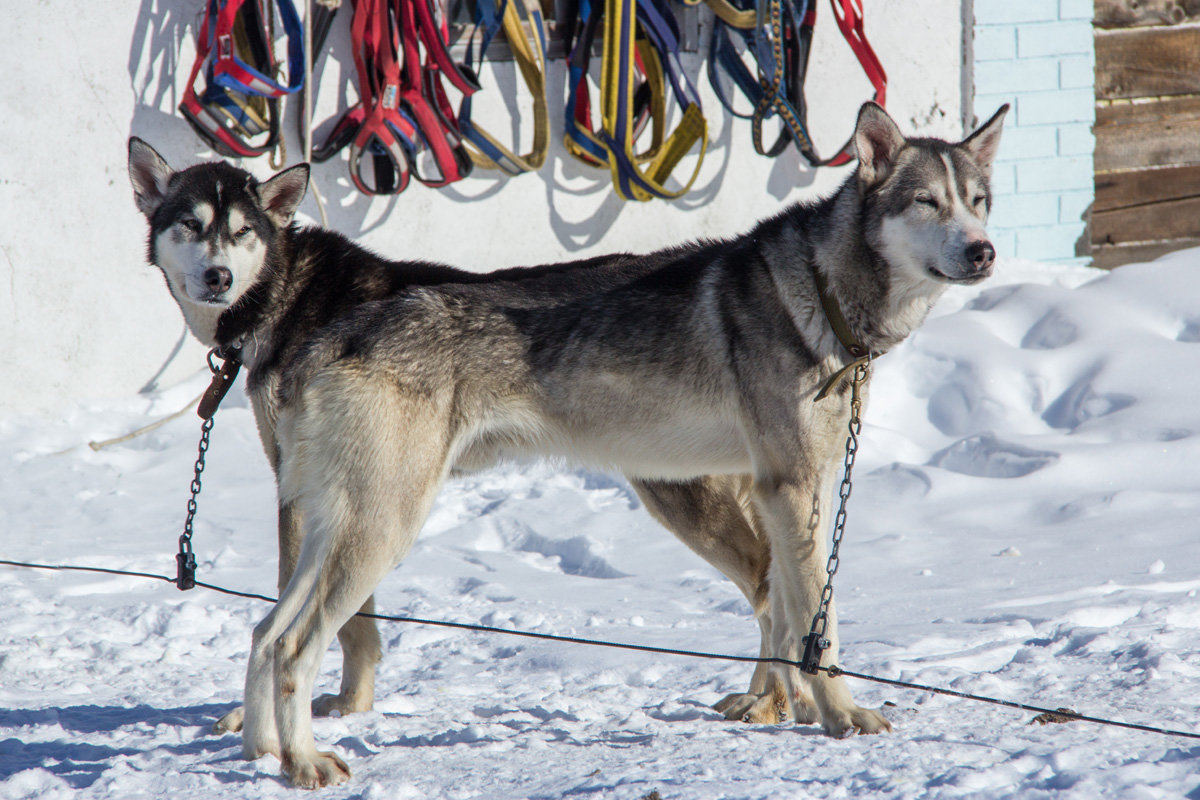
<box><xmin>752</xmin><ymin>475</ymin><xmax>890</xmax><ymax>737</ymax></box>
<box><xmin>238</xmin><ymin>538</ymin><xmax>323</xmax><ymax>762</ymax></box>
<box><xmin>213</xmin><ymin>498</ymin><xmax>383</xmax><ymax>737</ymax></box>
<box><xmin>271</xmin><ymin>491</ymin><xmax>441</xmax><ymax>787</ymax></box>
<box><xmin>215</xmin><ymin>500</ymin><xmax>305</xmax><ymax>737</ymax></box>
<box><xmin>631</xmin><ymin>476</ymin><xmax>815</xmax><ymax>724</ymax></box>
<box><xmin>312</xmin><ymin>596</ymin><xmax>381</xmax><ymax>718</ymax></box>
<box><xmin>264</xmin><ymin>376</ymin><xmax>448</xmax><ymax>788</ymax></box>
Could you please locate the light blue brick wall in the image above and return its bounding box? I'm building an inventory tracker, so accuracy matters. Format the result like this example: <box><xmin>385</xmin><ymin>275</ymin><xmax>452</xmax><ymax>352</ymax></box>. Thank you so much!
<box><xmin>974</xmin><ymin>0</ymin><xmax>1094</xmax><ymax>261</ymax></box>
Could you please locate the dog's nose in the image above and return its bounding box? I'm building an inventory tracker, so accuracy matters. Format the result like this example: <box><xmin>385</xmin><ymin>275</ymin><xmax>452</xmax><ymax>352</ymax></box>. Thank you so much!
<box><xmin>966</xmin><ymin>240</ymin><xmax>995</xmax><ymax>273</ymax></box>
<box><xmin>204</xmin><ymin>266</ymin><xmax>233</xmax><ymax>294</ymax></box>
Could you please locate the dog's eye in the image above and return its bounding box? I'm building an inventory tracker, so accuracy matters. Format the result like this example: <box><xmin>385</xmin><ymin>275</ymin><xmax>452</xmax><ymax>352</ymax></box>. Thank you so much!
<box><xmin>914</xmin><ymin>194</ymin><xmax>939</xmax><ymax>210</ymax></box>
<box><xmin>181</xmin><ymin>219</ymin><xmax>201</xmax><ymax>233</ymax></box>
<box><xmin>234</xmin><ymin>225</ymin><xmax>253</xmax><ymax>238</ymax></box>
<box><xmin>972</xmin><ymin>195</ymin><xmax>987</xmax><ymax>208</ymax></box>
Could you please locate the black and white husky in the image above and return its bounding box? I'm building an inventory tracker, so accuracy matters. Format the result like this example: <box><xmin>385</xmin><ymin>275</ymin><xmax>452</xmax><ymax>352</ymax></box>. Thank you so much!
<box><xmin>129</xmin><ymin>101</ymin><xmax>1006</xmax><ymax>788</ymax></box>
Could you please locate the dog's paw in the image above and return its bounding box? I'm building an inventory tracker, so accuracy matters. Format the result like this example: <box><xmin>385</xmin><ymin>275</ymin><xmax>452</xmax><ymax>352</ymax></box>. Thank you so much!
<box><xmin>282</xmin><ymin>750</ymin><xmax>351</xmax><ymax>789</ymax></box>
<box><xmin>713</xmin><ymin>692</ymin><xmax>786</xmax><ymax>724</ymax></box>
<box><xmin>313</xmin><ymin>692</ymin><xmax>371</xmax><ymax>718</ymax></box>
<box><xmin>213</xmin><ymin>707</ymin><xmax>245</xmax><ymax>734</ymax></box>
<box><xmin>790</xmin><ymin>690</ymin><xmax>820</xmax><ymax>725</ymax></box>
<box><xmin>822</xmin><ymin>705</ymin><xmax>893</xmax><ymax>738</ymax></box>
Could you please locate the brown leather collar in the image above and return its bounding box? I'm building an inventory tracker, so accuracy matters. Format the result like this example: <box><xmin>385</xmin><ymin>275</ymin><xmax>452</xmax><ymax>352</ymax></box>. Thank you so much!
<box><xmin>813</xmin><ymin>267</ymin><xmax>884</xmax><ymax>401</ymax></box>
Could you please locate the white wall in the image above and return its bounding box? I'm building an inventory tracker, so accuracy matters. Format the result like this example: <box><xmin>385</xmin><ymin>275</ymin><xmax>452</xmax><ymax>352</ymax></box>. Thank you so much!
<box><xmin>0</xmin><ymin>0</ymin><xmax>967</xmax><ymax>416</ymax></box>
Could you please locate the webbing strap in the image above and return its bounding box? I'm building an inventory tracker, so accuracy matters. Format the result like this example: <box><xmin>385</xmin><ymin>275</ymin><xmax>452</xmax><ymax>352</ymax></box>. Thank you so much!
<box><xmin>209</xmin><ymin>0</ymin><xmax>305</xmax><ymax>98</ymax></box>
<box><xmin>603</xmin><ymin>0</ymin><xmax>707</xmax><ymax>200</ymax></box>
<box><xmin>706</xmin><ymin>0</ymin><xmax>798</xmax><ymax>157</ymax></box>
<box><xmin>397</xmin><ymin>0</ymin><xmax>477</xmax><ymax>187</ymax></box>
<box><xmin>458</xmin><ymin>0</ymin><xmax>551</xmax><ymax>174</ymax></box>
<box><xmin>693</xmin><ymin>0</ymin><xmax>755</xmax><ymax>28</ymax></box>
<box><xmin>750</xmin><ymin>0</ymin><xmax>827</xmax><ymax>162</ymax></box>
<box><xmin>565</xmin><ymin>0</ymin><xmax>708</xmax><ymax>201</ymax></box>
<box><xmin>708</xmin><ymin>0</ymin><xmax>886</xmax><ymax>167</ymax></box>
<box><xmin>180</xmin><ymin>0</ymin><xmax>289</xmax><ymax>158</ymax></box>
<box><xmin>310</xmin><ymin>0</ymin><xmax>477</xmax><ymax>194</ymax></box>
<box><xmin>345</xmin><ymin>0</ymin><xmax>418</xmax><ymax>195</ymax></box>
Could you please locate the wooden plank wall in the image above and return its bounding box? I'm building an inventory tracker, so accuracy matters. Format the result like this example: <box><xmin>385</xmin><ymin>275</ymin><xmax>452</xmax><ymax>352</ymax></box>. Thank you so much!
<box><xmin>1093</xmin><ymin>0</ymin><xmax>1200</xmax><ymax>268</ymax></box>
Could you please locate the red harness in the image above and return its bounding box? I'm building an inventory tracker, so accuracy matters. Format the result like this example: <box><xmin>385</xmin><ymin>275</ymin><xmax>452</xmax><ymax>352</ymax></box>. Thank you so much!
<box><xmin>180</xmin><ymin>0</ymin><xmax>304</xmax><ymax>158</ymax></box>
<box><xmin>313</xmin><ymin>0</ymin><xmax>478</xmax><ymax>194</ymax></box>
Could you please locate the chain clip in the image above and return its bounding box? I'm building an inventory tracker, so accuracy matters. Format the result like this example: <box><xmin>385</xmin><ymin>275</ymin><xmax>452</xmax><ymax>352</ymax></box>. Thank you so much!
<box><xmin>801</xmin><ymin>356</ymin><xmax>870</xmax><ymax>674</ymax></box>
<box><xmin>177</xmin><ymin>346</ymin><xmax>240</xmax><ymax>589</ymax></box>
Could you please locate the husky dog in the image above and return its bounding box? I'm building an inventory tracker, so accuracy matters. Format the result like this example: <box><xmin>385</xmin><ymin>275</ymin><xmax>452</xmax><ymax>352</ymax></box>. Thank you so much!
<box><xmin>128</xmin><ymin>101</ymin><xmax>1006</xmax><ymax>788</ymax></box>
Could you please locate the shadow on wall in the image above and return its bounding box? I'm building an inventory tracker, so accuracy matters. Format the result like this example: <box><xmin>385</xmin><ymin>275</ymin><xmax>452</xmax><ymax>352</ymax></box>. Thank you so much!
<box><xmin>124</xmin><ymin>0</ymin><xmax>819</xmax><ymax>252</ymax></box>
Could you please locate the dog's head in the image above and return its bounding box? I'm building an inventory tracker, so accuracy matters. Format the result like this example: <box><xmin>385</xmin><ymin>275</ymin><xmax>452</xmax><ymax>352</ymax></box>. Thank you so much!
<box><xmin>853</xmin><ymin>102</ymin><xmax>1008</xmax><ymax>288</ymax></box>
<box><xmin>128</xmin><ymin>139</ymin><xmax>309</xmax><ymax>340</ymax></box>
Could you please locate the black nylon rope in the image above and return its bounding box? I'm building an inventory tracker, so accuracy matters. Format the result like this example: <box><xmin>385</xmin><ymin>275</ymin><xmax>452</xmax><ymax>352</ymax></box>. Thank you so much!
<box><xmin>2</xmin><ymin>557</ymin><xmax>1197</xmax><ymax>741</ymax></box>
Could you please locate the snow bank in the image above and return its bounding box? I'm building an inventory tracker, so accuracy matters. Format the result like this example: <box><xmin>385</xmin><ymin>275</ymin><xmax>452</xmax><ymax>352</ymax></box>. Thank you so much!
<box><xmin>2</xmin><ymin>253</ymin><xmax>1198</xmax><ymax>798</ymax></box>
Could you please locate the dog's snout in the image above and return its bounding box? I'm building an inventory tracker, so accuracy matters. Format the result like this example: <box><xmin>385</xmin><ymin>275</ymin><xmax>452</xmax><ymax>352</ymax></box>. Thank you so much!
<box><xmin>966</xmin><ymin>240</ymin><xmax>995</xmax><ymax>273</ymax></box>
<box><xmin>204</xmin><ymin>266</ymin><xmax>233</xmax><ymax>294</ymax></box>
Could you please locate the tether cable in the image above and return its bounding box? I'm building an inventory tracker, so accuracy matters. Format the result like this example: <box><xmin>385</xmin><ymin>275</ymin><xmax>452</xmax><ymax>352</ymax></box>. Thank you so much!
<box><xmin>2</xmin><ymin>557</ymin><xmax>1197</xmax><ymax>741</ymax></box>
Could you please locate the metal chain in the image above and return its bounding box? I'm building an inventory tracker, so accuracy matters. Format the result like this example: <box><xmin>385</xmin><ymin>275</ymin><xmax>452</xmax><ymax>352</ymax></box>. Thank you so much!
<box><xmin>176</xmin><ymin>415</ymin><xmax>213</xmax><ymax>591</ymax></box>
<box><xmin>801</xmin><ymin>358</ymin><xmax>870</xmax><ymax>673</ymax></box>
<box><xmin>176</xmin><ymin>351</ymin><xmax>225</xmax><ymax>590</ymax></box>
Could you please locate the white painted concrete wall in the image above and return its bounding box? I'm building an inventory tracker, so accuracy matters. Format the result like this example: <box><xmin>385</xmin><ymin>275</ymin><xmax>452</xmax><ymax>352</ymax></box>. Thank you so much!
<box><xmin>1</xmin><ymin>0</ymin><xmax>967</xmax><ymax>416</ymax></box>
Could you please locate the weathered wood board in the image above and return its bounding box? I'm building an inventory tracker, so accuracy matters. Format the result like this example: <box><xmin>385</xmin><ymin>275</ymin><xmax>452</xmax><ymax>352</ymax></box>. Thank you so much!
<box><xmin>1095</xmin><ymin>25</ymin><xmax>1200</xmax><ymax>99</ymax></box>
<box><xmin>1094</xmin><ymin>0</ymin><xmax>1200</xmax><ymax>29</ymax></box>
<box><xmin>1091</xmin><ymin>3</ymin><xmax>1200</xmax><ymax>267</ymax></box>
<box><xmin>1094</xmin><ymin>96</ymin><xmax>1200</xmax><ymax>172</ymax></box>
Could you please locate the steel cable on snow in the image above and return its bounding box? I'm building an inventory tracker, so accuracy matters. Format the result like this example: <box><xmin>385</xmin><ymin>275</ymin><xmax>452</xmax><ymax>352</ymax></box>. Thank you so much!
<box><xmin>2</xmin><ymin>557</ymin><xmax>1198</xmax><ymax>741</ymax></box>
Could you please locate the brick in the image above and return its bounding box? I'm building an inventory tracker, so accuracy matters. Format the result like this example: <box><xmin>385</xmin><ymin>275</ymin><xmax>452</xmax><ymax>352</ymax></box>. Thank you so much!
<box><xmin>1059</xmin><ymin>190</ymin><xmax>1093</xmax><ymax>224</ymax></box>
<box><xmin>1018</xmin><ymin>21</ymin><xmax>1093</xmax><ymax>57</ymax></box>
<box><xmin>1014</xmin><ymin>223</ymin><xmax>1088</xmax><ymax>260</ymax></box>
<box><xmin>988</xmin><ymin>162</ymin><xmax>1017</xmax><ymax>195</ymax></box>
<box><xmin>973</xmin><ymin>25</ymin><xmax>1018</xmax><ymax>61</ymax></box>
<box><xmin>1057</xmin><ymin>122</ymin><xmax>1094</xmax><ymax>157</ymax></box>
<box><xmin>1016</xmin><ymin>155</ymin><xmax>1093</xmax><ymax>192</ymax></box>
<box><xmin>975</xmin><ymin>56</ymin><xmax>1061</xmax><ymax>95</ymax></box>
<box><xmin>990</xmin><ymin>125</ymin><xmax>1059</xmax><ymax>161</ymax></box>
<box><xmin>987</xmin><ymin>228</ymin><xmax>1019</xmax><ymax>261</ymax></box>
<box><xmin>989</xmin><ymin>191</ymin><xmax>1060</xmax><ymax>229</ymax></box>
<box><xmin>1058</xmin><ymin>0</ymin><xmax>1093</xmax><ymax>21</ymax></box>
<box><xmin>1017</xmin><ymin>89</ymin><xmax>1094</xmax><ymax>126</ymax></box>
<box><xmin>974</xmin><ymin>92</ymin><xmax>1019</xmax><ymax>127</ymax></box>
<box><xmin>975</xmin><ymin>0</ymin><xmax>1056</xmax><ymax>25</ymax></box>
<box><xmin>1058</xmin><ymin>54</ymin><xmax>1094</xmax><ymax>90</ymax></box>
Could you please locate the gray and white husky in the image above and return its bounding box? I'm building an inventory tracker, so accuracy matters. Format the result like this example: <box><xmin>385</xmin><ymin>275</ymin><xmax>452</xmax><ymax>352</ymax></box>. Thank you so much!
<box><xmin>129</xmin><ymin>101</ymin><xmax>1006</xmax><ymax>788</ymax></box>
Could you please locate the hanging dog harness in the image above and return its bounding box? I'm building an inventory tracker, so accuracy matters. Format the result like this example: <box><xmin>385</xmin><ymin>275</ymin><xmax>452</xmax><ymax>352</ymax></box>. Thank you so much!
<box><xmin>180</xmin><ymin>0</ymin><xmax>305</xmax><ymax>158</ymax></box>
<box><xmin>705</xmin><ymin>0</ymin><xmax>886</xmax><ymax>167</ymax></box>
<box><xmin>457</xmin><ymin>0</ymin><xmax>552</xmax><ymax>175</ymax></box>
<box><xmin>308</xmin><ymin>0</ymin><xmax>478</xmax><ymax>194</ymax></box>
<box><xmin>564</xmin><ymin>0</ymin><xmax>709</xmax><ymax>201</ymax></box>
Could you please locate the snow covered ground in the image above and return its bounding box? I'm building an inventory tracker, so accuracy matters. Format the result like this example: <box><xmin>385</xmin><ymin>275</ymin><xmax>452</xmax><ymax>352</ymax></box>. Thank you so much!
<box><xmin>2</xmin><ymin>252</ymin><xmax>1199</xmax><ymax>799</ymax></box>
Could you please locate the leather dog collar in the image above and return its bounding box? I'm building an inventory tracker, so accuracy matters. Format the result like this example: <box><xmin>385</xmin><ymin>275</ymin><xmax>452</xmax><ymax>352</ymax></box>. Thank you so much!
<box><xmin>813</xmin><ymin>266</ymin><xmax>883</xmax><ymax>401</ymax></box>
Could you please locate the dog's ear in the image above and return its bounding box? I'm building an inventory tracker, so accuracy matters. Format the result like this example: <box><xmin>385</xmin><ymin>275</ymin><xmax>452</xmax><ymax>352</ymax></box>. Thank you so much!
<box><xmin>256</xmin><ymin>164</ymin><xmax>310</xmax><ymax>228</ymax></box>
<box><xmin>961</xmin><ymin>104</ymin><xmax>1009</xmax><ymax>176</ymax></box>
<box><xmin>854</xmin><ymin>102</ymin><xmax>906</xmax><ymax>189</ymax></box>
<box><xmin>128</xmin><ymin>137</ymin><xmax>174</xmax><ymax>217</ymax></box>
